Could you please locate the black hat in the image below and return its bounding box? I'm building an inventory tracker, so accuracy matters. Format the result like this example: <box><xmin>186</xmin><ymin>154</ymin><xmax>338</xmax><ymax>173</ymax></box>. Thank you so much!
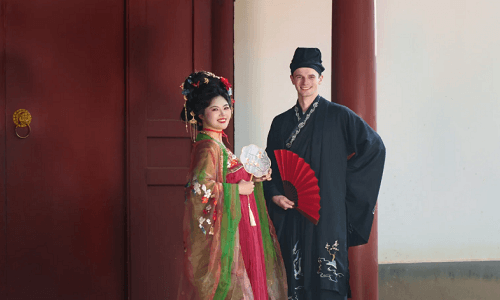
<box><xmin>290</xmin><ymin>47</ymin><xmax>325</xmax><ymax>75</ymax></box>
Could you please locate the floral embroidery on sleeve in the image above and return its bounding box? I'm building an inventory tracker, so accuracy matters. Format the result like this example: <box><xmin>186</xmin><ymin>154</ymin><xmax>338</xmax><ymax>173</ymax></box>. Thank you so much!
<box><xmin>201</xmin><ymin>185</ymin><xmax>212</xmax><ymax>203</ymax></box>
<box><xmin>193</xmin><ymin>180</ymin><xmax>201</xmax><ymax>195</ymax></box>
<box><xmin>190</xmin><ymin>175</ymin><xmax>217</xmax><ymax>235</ymax></box>
<box><xmin>226</xmin><ymin>149</ymin><xmax>239</xmax><ymax>168</ymax></box>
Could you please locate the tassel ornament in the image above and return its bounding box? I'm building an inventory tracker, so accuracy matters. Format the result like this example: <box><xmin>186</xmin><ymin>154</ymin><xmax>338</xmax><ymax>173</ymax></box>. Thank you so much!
<box><xmin>248</xmin><ymin>197</ymin><xmax>256</xmax><ymax>227</ymax></box>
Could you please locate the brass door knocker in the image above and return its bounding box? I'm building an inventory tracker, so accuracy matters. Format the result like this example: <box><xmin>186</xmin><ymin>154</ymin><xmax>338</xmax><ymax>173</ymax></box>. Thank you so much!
<box><xmin>13</xmin><ymin>109</ymin><xmax>32</xmax><ymax>139</ymax></box>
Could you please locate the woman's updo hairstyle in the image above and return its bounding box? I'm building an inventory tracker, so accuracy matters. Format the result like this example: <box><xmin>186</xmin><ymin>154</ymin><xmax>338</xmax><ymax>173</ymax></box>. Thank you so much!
<box><xmin>180</xmin><ymin>71</ymin><xmax>233</xmax><ymax>131</ymax></box>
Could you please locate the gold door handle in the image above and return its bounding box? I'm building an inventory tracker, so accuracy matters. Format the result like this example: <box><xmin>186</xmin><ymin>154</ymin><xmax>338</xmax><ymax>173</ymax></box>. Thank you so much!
<box><xmin>13</xmin><ymin>109</ymin><xmax>32</xmax><ymax>139</ymax></box>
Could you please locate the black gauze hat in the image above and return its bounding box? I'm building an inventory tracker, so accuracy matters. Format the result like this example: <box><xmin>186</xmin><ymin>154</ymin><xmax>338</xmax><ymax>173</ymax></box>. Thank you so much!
<box><xmin>290</xmin><ymin>47</ymin><xmax>325</xmax><ymax>75</ymax></box>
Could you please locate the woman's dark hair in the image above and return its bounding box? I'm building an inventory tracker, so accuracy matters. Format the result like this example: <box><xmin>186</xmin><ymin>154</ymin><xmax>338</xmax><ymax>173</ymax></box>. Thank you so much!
<box><xmin>180</xmin><ymin>71</ymin><xmax>232</xmax><ymax>130</ymax></box>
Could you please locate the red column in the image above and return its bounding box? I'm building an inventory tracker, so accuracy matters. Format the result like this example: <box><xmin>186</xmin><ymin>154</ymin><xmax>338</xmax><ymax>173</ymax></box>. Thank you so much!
<box><xmin>332</xmin><ymin>1</ymin><xmax>378</xmax><ymax>300</ymax></box>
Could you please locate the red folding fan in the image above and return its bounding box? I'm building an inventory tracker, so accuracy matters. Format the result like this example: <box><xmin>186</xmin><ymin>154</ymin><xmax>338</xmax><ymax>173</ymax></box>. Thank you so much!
<box><xmin>274</xmin><ymin>149</ymin><xmax>321</xmax><ymax>225</ymax></box>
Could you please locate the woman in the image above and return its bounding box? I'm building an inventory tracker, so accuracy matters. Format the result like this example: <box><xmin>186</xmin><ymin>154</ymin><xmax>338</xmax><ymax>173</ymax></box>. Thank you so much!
<box><xmin>177</xmin><ymin>71</ymin><xmax>287</xmax><ymax>300</ymax></box>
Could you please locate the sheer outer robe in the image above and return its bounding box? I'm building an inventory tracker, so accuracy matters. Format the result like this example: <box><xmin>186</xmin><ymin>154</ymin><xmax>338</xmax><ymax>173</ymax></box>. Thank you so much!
<box><xmin>263</xmin><ymin>97</ymin><xmax>385</xmax><ymax>295</ymax></box>
<box><xmin>178</xmin><ymin>137</ymin><xmax>287</xmax><ymax>300</ymax></box>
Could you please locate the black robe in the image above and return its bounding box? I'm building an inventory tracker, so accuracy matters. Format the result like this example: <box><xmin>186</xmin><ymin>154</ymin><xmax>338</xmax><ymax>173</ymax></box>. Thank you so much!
<box><xmin>263</xmin><ymin>96</ymin><xmax>385</xmax><ymax>299</ymax></box>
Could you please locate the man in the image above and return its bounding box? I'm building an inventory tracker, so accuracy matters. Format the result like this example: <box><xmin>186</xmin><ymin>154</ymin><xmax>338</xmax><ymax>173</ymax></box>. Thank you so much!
<box><xmin>263</xmin><ymin>47</ymin><xmax>385</xmax><ymax>300</ymax></box>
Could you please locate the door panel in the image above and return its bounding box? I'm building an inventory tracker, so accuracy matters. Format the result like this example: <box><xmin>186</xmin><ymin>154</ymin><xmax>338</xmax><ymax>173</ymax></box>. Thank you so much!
<box><xmin>147</xmin><ymin>186</ymin><xmax>185</xmax><ymax>299</ymax></box>
<box><xmin>2</xmin><ymin>1</ymin><xmax>125</xmax><ymax>299</ymax></box>
<box><xmin>147</xmin><ymin>138</ymin><xmax>192</xmax><ymax>168</ymax></box>
<box><xmin>146</xmin><ymin>0</ymin><xmax>194</xmax><ymax>121</ymax></box>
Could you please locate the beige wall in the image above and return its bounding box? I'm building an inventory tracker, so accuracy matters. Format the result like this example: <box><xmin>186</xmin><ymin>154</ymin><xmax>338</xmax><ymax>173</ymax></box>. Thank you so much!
<box><xmin>376</xmin><ymin>0</ymin><xmax>500</xmax><ymax>263</ymax></box>
<box><xmin>235</xmin><ymin>0</ymin><xmax>500</xmax><ymax>264</ymax></box>
<box><xmin>234</xmin><ymin>0</ymin><xmax>331</xmax><ymax>156</ymax></box>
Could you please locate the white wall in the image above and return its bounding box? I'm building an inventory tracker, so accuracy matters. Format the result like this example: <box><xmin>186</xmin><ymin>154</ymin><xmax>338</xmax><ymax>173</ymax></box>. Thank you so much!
<box><xmin>377</xmin><ymin>0</ymin><xmax>500</xmax><ymax>263</ymax></box>
<box><xmin>235</xmin><ymin>0</ymin><xmax>500</xmax><ymax>264</ymax></box>
<box><xmin>234</xmin><ymin>0</ymin><xmax>331</xmax><ymax>156</ymax></box>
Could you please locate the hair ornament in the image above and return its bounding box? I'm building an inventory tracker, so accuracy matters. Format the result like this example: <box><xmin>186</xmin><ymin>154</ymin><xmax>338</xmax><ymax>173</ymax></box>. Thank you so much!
<box><xmin>188</xmin><ymin>111</ymin><xmax>198</xmax><ymax>141</ymax></box>
<box><xmin>220</xmin><ymin>77</ymin><xmax>231</xmax><ymax>91</ymax></box>
<box><xmin>205</xmin><ymin>71</ymin><xmax>218</xmax><ymax>79</ymax></box>
<box><xmin>189</xmin><ymin>111</ymin><xmax>197</xmax><ymax>124</ymax></box>
<box><xmin>204</xmin><ymin>78</ymin><xmax>209</xmax><ymax>84</ymax></box>
<box><xmin>183</xmin><ymin>102</ymin><xmax>189</xmax><ymax>131</ymax></box>
<box><xmin>181</xmin><ymin>81</ymin><xmax>190</xmax><ymax>99</ymax></box>
<box><xmin>192</xmin><ymin>81</ymin><xmax>200</xmax><ymax>88</ymax></box>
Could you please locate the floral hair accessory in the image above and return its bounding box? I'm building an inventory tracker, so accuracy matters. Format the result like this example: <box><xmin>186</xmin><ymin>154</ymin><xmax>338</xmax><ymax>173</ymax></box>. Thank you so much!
<box><xmin>192</xmin><ymin>81</ymin><xmax>200</xmax><ymax>88</ymax></box>
<box><xmin>220</xmin><ymin>77</ymin><xmax>233</xmax><ymax>97</ymax></box>
<box><xmin>180</xmin><ymin>82</ymin><xmax>189</xmax><ymax>101</ymax></box>
<box><xmin>220</xmin><ymin>77</ymin><xmax>231</xmax><ymax>91</ymax></box>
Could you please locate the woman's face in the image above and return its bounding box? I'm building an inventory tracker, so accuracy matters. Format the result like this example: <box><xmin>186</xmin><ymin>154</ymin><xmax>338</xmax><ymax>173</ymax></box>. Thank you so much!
<box><xmin>199</xmin><ymin>95</ymin><xmax>231</xmax><ymax>131</ymax></box>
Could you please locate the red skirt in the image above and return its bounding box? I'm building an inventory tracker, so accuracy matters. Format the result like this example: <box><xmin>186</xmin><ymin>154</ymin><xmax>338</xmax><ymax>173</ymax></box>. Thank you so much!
<box><xmin>226</xmin><ymin>167</ymin><xmax>269</xmax><ymax>300</ymax></box>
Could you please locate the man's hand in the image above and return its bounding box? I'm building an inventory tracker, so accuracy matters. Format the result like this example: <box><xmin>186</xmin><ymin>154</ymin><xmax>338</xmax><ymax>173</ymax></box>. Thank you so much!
<box><xmin>253</xmin><ymin>168</ymin><xmax>272</xmax><ymax>182</ymax></box>
<box><xmin>272</xmin><ymin>195</ymin><xmax>294</xmax><ymax>210</ymax></box>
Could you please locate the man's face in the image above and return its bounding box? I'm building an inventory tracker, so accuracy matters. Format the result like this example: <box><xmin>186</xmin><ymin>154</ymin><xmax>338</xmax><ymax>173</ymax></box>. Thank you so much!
<box><xmin>290</xmin><ymin>67</ymin><xmax>323</xmax><ymax>99</ymax></box>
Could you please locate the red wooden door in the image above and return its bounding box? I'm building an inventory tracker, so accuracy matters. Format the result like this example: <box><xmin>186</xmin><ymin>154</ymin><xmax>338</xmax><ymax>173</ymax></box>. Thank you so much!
<box><xmin>127</xmin><ymin>0</ymin><xmax>234</xmax><ymax>299</ymax></box>
<box><xmin>0</xmin><ymin>1</ymin><xmax>125</xmax><ymax>299</ymax></box>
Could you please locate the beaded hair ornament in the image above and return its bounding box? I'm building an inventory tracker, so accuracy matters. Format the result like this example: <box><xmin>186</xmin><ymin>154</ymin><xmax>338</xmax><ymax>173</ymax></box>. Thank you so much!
<box><xmin>181</xmin><ymin>72</ymin><xmax>234</xmax><ymax>142</ymax></box>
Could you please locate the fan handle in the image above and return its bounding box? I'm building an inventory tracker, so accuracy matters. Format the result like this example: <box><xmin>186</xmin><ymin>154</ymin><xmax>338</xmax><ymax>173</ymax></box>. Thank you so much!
<box><xmin>283</xmin><ymin>180</ymin><xmax>319</xmax><ymax>225</ymax></box>
<box><xmin>283</xmin><ymin>180</ymin><xmax>298</xmax><ymax>202</ymax></box>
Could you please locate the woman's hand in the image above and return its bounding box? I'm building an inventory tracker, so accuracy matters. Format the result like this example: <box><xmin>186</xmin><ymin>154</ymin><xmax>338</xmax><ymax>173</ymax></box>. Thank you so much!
<box><xmin>238</xmin><ymin>180</ymin><xmax>255</xmax><ymax>195</ymax></box>
<box><xmin>272</xmin><ymin>195</ymin><xmax>295</xmax><ymax>210</ymax></box>
<box><xmin>253</xmin><ymin>168</ymin><xmax>272</xmax><ymax>182</ymax></box>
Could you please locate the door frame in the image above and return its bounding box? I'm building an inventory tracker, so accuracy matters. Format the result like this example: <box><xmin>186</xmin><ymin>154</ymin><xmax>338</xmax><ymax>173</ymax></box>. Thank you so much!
<box><xmin>0</xmin><ymin>1</ymin><xmax>7</xmax><ymax>296</ymax></box>
<box><xmin>125</xmin><ymin>0</ymin><xmax>234</xmax><ymax>298</ymax></box>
